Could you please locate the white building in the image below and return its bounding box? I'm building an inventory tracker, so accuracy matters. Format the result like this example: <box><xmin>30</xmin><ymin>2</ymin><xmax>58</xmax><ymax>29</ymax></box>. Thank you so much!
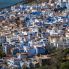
<box><xmin>57</xmin><ymin>0</ymin><xmax>69</xmax><ymax>8</ymax></box>
<box><xmin>0</xmin><ymin>36</ymin><xmax>6</xmax><ymax>44</ymax></box>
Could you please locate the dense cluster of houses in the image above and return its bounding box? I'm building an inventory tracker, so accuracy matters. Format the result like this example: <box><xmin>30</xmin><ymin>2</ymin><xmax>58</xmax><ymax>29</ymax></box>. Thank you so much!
<box><xmin>0</xmin><ymin>0</ymin><xmax>69</xmax><ymax>69</ymax></box>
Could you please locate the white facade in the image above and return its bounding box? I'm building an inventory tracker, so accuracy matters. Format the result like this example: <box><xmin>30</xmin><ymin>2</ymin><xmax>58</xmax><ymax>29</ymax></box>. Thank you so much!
<box><xmin>57</xmin><ymin>0</ymin><xmax>69</xmax><ymax>9</ymax></box>
<box><xmin>58</xmin><ymin>0</ymin><xmax>69</xmax><ymax>2</ymax></box>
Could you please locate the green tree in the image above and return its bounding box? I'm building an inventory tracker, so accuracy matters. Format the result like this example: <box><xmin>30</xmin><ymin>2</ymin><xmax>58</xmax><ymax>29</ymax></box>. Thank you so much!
<box><xmin>0</xmin><ymin>44</ymin><xmax>6</xmax><ymax>58</ymax></box>
<box><xmin>60</xmin><ymin>62</ymin><xmax>69</xmax><ymax>69</ymax></box>
<box><xmin>0</xmin><ymin>49</ymin><xmax>6</xmax><ymax>58</ymax></box>
<box><xmin>63</xmin><ymin>48</ymin><xmax>69</xmax><ymax>55</ymax></box>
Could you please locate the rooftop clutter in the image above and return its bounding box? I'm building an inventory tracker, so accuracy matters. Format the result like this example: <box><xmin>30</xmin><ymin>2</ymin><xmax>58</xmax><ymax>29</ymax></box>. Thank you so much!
<box><xmin>0</xmin><ymin>1</ymin><xmax>69</xmax><ymax>69</ymax></box>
